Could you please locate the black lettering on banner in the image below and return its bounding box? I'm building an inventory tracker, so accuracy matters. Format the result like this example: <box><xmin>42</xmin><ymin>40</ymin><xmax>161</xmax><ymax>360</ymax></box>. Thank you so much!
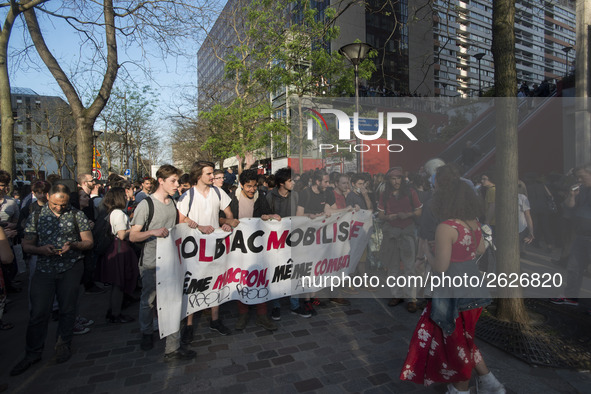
<box><xmin>187</xmin><ymin>286</ymin><xmax>231</xmax><ymax>308</ymax></box>
<box><xmin>287</xmin><ymin>228</ymin><xmax>303</xmax><ymax>247</ymax></box>
<box><xmin>247</xmin><ymin>230</ymin><xmax>264</xmax><ymax>253</ymax></box>
<box><xmin>303</xmin><ymin>227</ymin><xmax>315</xmax><ymax>246</ymax></box>
<box><xmin>231</xmin><ymin>230</ymin><xmax>247</xmax><ymax>253</ymax></box>
<box><xmin>235</xmin><ymin>284</ymin><xmax>269</xmax><ymax>300</ymax></box>
<box><xmin>182</xmin><ymin>236</ymin><xmax>198</xmax><ymax>258</ymax></box>
<box><xmin>215</xmin><ymin>238</ymin><xmax>226</xmax><ymax>259</ymax></box>
<box><xmin>338</xmin><ymin>221</ymin><xmax>350</xmax><ymax>241</ymax></box>
<box><xmin>272</xmin><ymin>260</ymin><xmax>293</xmax><ymax>283</ymax></box>
<box><xmin>292</xmin><ymin>262</ymin><xmax>312</xmax><ymax>279</ymax></box>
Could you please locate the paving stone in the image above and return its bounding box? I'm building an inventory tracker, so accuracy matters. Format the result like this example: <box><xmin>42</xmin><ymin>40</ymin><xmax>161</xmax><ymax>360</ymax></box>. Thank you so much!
<box><xmin>111</xmin><ymin>346</ymin><xmax>136</xmax><ymax>355</ymax></box>
<box><xmin>242</xmin><ymin>345</ymin><xmax>263</xmax><ymax>353</ymax></box>
<box><xmin>291</xmin><ymin>329</ymin><xmax>310</xmax><ymax>337</ymax></box>
<box><xmin>222</xmin><ymin>363</ymin><xmax>246</xmax><ymax>375</ymax></box>
<box><xmin>367</xmin><ymin>373</ymin><xmax>392</xmax><ymax>386</ymax></box>
<box><xmin>297</xmin><ymin>342</ymin><xmax>319</xmax><ymax>351</ymax></box>
<box><xmin>219</xmin><ymin>383</ymin><xmax>248</xmax><ymax>394</ymax></box>
<box><xmin>66</xmin><ymin>384</ymin><xmax>96</xmax><ymax>394</ymax></box>
<box><xmin>236</xmin><ymin>371</ymin><xmax>261</xmax><ymax>382</ymax></box>
<box><xmin>294</xmin><ymin>378</ymin><xmax>324</xmax><ymax>392</ymax></box>
<box><xmin>116</xmin><ymin>367</ymin><xmax>144</xmax><ymax>379</ymax></box>
<box><xmin>87</xmin><ymin>372</ymin><xmax>116</xmax><ymax>384</ymax></box>
<box><xmin>273</xmin><ymin>332</ymin><xmax>293</xmax><ymax>340</ymax></box>
<box><xmin>208</xmin><ymin>344</ymin><xmax>229</xmax><ymax>352</ymax></box>
<box><xmin>322</xmin><ymin>362</ymin><xmax>347</xmax><ymax>374</ymax></box>
<box><xmin>271</xmin><ymin>355</ymin><xmax>295</xmax><ymax>366</ymax></box>
<box><xmin>278</xmin><ymin>346</ymin><xmax>300</xmax><ymax>355</ymax></box>
<box><xmin>124</xmin><ymin>373</ymin><xmax>152</xmax><ymax>387</ymax></box>
<box><xmin>69</xmin><ymin>360</ymin><xmax>95</xmax><ymax>370</ymax></box>
<box><xmin>78</xmin><ymin>365</ymin><xmax>107</xmax><ymax>377</ymax></box>
<box><xmin>86</xmin><ymin>350</ymin><xmax>111</xmax><ymax>360</ymax></box>
<box><xmin>257</xmin><ymin>350</ymin><xmax>279</xmax><ymax>360</ymax></box>
<box><xmin>246</xmin><ymin>359</ymin><xmax>271</xmax><ymax>371</ymax></box>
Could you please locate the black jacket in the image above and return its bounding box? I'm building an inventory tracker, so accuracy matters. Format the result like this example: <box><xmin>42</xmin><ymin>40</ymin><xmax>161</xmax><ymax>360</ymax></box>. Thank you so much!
<box><xmin>229</xmin><ymin>190</ymin><xmax>272</xmax><ymax>219</ymax></box>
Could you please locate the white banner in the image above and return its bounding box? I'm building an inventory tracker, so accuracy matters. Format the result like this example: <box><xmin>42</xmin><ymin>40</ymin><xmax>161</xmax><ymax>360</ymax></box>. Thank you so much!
<box><xmin>156</xmin><ymin>210</ymin><xmax>372</xmax><ymax>337</ymax></box>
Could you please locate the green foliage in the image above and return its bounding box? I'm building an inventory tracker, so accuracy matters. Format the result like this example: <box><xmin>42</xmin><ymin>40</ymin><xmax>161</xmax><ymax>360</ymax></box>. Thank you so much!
<box><xmin>199</xmin><ymin>0</ymin><xmax>375</xmax><ymax>164</ymax></box>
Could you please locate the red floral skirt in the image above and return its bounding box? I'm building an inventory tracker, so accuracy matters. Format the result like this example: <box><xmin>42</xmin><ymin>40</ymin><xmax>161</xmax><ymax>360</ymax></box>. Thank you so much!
<box><xmin>400</xmin><ymin>302</ymin><xmax>483</xmax><ymax>386</ymax></box>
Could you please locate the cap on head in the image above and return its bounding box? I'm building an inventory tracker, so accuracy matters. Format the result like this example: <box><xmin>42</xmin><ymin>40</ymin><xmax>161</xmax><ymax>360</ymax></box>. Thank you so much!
<box><xmin>387</xmin><ymin>167</ymin><xmax>404</xmax><ymax>177</ymax></box>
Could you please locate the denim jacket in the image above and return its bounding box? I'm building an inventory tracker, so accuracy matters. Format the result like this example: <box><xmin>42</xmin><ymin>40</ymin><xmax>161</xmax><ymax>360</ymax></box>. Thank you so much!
<box><xmin>429</xmin><ymin>257</ymin><xmax>492</xmax><ymax>336</ymax></box>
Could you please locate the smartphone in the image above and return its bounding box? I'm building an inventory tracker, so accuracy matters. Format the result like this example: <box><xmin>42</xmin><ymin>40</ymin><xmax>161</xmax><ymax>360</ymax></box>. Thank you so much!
<box><xmin>54</xmin><ymin>248</ymin><xmax>62</xmax><ymax>253</ymax></box>
<box><xmin>572</xmin><ymin>184</ymin><xmax>581</xmax><ymax>191</ymax></box>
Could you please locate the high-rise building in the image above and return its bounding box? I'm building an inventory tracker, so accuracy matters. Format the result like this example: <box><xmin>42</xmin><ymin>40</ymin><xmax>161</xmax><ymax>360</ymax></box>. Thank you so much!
<box><xmin>8</xmin><ymin>87</ymin><xmax>75</xmax><ymax>180</ymax></box>
<box><xmin>429</xmin><ymin>0</ymin><xmax>576</xmax><ymax>97</ymax></box>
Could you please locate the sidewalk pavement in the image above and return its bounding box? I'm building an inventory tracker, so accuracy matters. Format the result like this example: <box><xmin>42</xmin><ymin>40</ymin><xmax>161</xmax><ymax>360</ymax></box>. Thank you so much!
<box><xmin>1</xmin><ymin>247</ymin><xmax>590</xmax><ymax>393</ymax></box>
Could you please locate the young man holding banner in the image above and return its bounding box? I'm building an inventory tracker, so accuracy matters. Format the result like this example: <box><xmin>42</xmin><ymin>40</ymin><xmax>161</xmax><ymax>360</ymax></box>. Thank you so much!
<box><xmin>129</xmin><ymin>165</ymin><xmax>196</xmax><ymax>361</ymax></box>
<box><xmin>230</xmin><ymin>169</ymin><xmax>281</xmax><ymax>331</ymax></box>
<box><xmin>177</xmin><ymin>161</ymin><xmax>236</xmax><ymax>341</ymax></box>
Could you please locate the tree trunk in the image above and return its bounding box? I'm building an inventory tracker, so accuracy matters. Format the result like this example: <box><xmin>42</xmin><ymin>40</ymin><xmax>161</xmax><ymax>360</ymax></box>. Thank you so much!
<box><xmin>297</xmin><ymin>95</ymin><xmax>304</xmax><ymax>175</ymax></box>
<box><xmin>492</xmin><ymin>0</ymin><xmax>529</xmax><ymax>323</ymax></box>
<box><xmin>24</xmin><ymin>0</ymin><xmax>119</xmax><ymax>176</ymax></box>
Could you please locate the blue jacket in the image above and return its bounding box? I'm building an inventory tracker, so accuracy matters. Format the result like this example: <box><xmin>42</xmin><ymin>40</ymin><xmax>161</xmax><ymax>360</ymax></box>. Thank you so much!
<box><xmin>429</xmin><ymin>258</ymin><xmax>491</xmax><ymax>336</ymax></box>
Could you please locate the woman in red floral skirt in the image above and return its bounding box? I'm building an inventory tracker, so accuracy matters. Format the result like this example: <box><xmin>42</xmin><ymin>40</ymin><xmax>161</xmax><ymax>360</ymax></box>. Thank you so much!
<box><xmin>400</xmin><ymin>165</ymin><xmax>506</xmax><ymax>394</ymax></box>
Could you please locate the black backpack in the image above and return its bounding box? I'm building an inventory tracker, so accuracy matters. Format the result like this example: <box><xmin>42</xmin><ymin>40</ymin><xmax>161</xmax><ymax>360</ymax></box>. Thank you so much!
<box><xmin>93</xmin><ymin>210</ymin><xmax>115</xmax><ymax>257</ymax></box>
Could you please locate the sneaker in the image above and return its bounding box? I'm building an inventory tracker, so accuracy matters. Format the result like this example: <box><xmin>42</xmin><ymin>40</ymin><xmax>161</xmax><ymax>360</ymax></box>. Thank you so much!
<box><xmin>76</xmin><ymin>316</ymin><xmax>95</xmax><ymax>327</ymax></box>
<box><xmin>330</xmin><ymin>298</ymin><xmax>351</xmax><ymax>306</ymax></box>
<box><xmin>303</xmin><ymin>301</ymin><xmax>317</xmax><ymax>316</ymax></box>
<box><xmin>164</xmin><ymin>347</ymin><xmax>196</xmax><ymax>362</ymax></box>
<box><xmin>477</xmin><ymin>372</ymin><xmax>506</xmax><ymax>394</ymax></box>
<box><xmin>73</xmin><ymin>323</ymin><xmax>90</xmax><ymax>335</ymax></box>
<box><xmin>549</xmin><ymin>297</ymin><xmax>579</xmax><ymax>306</ymax></box>
<box><xmin>84</xmin><ymin>284</ymin><xmax>106</xmax><ymax>294</ymax></box>
<box><xmin>55</xmin><ymin>343</ymin><xmax>71</xmax><ymax>364</ymax></box>
<box><xmin>290</xmin><ymin>307</ymin><xmax>311</xmax><ymax>318</ymax></box>
<box><xmin>140</xmin><ymin>333</ymin><xmax>154</xmax><ymax>351</ymax></box>
<box><xmin>255</xmin><ymin>315</ymin><xmax>278</xmax><ymax>331</ymax></box>
<box><xmin>235</xmin><ymin>313</ymin><xmax>249</xmax><ymax>330</ymax></box>
<box><xmin>271</xmin><ymin>307</ymin><xmax>281</xmax><ymax>321</ymax></box>
<box><xmin>210</xmin><ymin>319</ymin><xmax>231</xmax><ymax>336</ymax></box>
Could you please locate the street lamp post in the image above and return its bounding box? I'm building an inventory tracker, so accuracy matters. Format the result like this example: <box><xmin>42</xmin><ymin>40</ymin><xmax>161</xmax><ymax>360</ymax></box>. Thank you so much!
<box><xmin>339</xmin><ymin>42</ymin><xmax>373</xmax><ymax>173</ymax></box>
<box><xmin>562</xmin><ymin>46</ymin><xmax>573</xmax><ymax>77</ymax></box>
<box><xmin>474</xmin><ymin>52</ymin><xmax>486</xmax><ymax>97</ymax></box>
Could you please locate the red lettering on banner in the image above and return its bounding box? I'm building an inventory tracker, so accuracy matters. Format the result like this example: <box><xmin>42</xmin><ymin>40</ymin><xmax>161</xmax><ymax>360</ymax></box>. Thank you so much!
<box><xmin>240</xmin><ymin>269</ymin><xmax>248</xmax><ymax>285</ymax></box>
<box><xmin>333</xmin><ymin>223</ymin><xmax>338</xmax><ymax>243</ymax></box>
<box><xmin>350</xmin><ymin>221</ymin><xmax>363</xmax><ymax>239</ymax></box>
<box><xmin>175</xmin><ymin>238</ymin><xmax>182</xmax><ymax>265</ymax></box>
<box><xmin>316</xmin><ymin>228</ymin><xmax>322</xmax><ymax>245</ymax></box>
<box><xmin>213</xmin><ymin>271</ymin><xmax>226</xmax><ymax>289</ymax></box>
<box><xmin>246</xmin><ymin>270</ymin><xmax>258</xmax><ymax>287</ymax></box>
<box><xmin>267</xmin><ymin>230</ymin><xmax>288</xmax><ymax>250</ymax></box>
<box><xmin>225</xmin><ymin>236</ymin><xmax>231</xmax><ymax>255</ymax></box>
<box><xmin>257</xmin><ymin>268</ymin><xmax>268</xmax><ymax>287</ymax></box>
<box><xmin>199</xmin><ymin>238</ymin><xmax>213</xmax><ymax>262</ymax></box>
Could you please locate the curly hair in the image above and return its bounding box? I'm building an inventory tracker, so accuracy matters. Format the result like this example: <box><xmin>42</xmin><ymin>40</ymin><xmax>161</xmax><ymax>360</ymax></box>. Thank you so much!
<box><xmin>431</xmin><ymin>165</ymin><xmax>484</xmax><ymax>221</ymax></box>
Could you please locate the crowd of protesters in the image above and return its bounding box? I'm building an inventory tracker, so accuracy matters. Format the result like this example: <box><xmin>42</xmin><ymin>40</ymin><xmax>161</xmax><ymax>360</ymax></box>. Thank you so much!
<box><xmin>0</xmin><ymin>156</ymin><xmax>589</xmax><ymax>394</ymax></box>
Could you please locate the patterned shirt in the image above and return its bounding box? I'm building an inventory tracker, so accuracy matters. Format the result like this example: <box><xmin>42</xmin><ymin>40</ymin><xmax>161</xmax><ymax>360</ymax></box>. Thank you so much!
<box><xmin>24</xmin><ymin>205</ymin><xmax>91</xmax><ymax>273</ymax></box>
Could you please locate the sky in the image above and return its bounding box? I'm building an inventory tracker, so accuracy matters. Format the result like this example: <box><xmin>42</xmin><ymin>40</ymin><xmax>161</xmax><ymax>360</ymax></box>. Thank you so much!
<box><xmin>7</xmin><ymin>1</ymin><xmax>224</xmax><ymax>163</ymax></box>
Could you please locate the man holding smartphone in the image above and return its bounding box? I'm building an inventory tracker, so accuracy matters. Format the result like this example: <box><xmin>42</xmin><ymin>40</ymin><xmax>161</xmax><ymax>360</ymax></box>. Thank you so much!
<box><xmin>11</xmin><ymin>183</ymin><xmax>93</xmax><ymax>376</ymax></box>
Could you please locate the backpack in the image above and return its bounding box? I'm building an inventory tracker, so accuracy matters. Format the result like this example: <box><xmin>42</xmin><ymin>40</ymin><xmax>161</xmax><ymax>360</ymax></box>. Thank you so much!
<box><xmin>92</xmin><ymin>210</ymin><xmax>115</xmax><ymax>257</ymax></box>
<box><xmin>184</xmin><ymin>186</ymin><xmax>221</xmax><ymax>217</ymax></box>
<box><xmin>136</xmin><ymin>195</ymin><xmax>179</xmax><ymax>265</ymax></box>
